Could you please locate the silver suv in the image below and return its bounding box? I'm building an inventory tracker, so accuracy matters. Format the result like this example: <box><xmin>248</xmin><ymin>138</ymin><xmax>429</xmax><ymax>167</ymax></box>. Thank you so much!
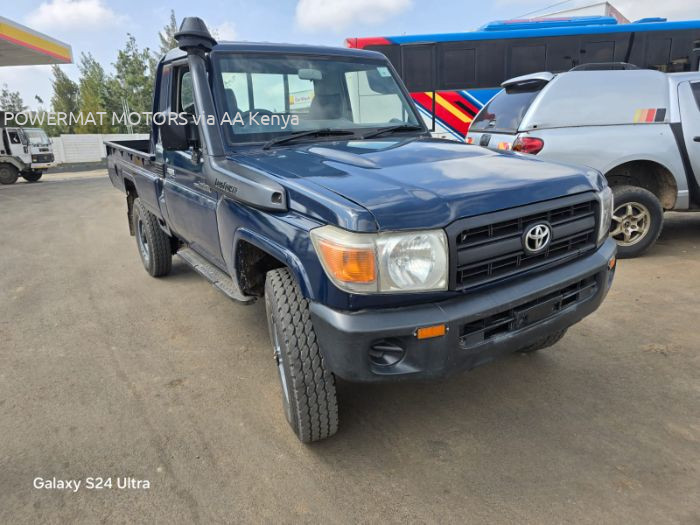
<box><xmin>467</xmin><ymin>69</ymin><xmax>700</xmax><ymax>258</ymax></box>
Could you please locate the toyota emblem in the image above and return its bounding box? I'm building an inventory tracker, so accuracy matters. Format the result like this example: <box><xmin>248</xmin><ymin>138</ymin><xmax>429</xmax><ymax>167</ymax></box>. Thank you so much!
<box><xmin>523</xmin><ymin>223</ymin><xmax>552</xmax><ymax>254</ymax></box>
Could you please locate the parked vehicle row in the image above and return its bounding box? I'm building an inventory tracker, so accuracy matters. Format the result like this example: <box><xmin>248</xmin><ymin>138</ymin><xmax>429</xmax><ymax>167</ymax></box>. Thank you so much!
<box><xmin>467</xmin><ymin>68</ymin><xmax>700</xmax><ymax>257</ymax></box>
<box><xmin>106</xmin><ymin>18</ymin><xmax>616</xmax><ymax>442</ymax></box>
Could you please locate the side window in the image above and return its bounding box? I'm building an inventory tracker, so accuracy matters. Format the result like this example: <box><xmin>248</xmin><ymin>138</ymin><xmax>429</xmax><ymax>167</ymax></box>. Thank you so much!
<box><xmin>546</xmin><ymin>36</ymin><xmax>579</xmax><ymax>72</ymax></box>
<box><xmin>581</xmin><ymin>41</ymin><xmax>615</xmax><ymax>64</ymax></box>
<box><xmin>250</xmin><ymin>73</ymin><xmax>285</xmax><ymax>112</ymax></box>
<box><xmin>476</xmin><ymin>40</ymin><xmax>506</xmax><ymax>88</ymax></box>
<box><xmin>509</xmin><ymin>44</ymin><xmax>546</xmax><ymax>77</ymax></box>
<box><xmin>438</xmin><ymin>44</ymin><xmax>476</xmax><ymax>89</ymax></box>
<box><xmin>221</xmin><ymin>72</ymin><xmax>250</xmax><ymax>113</ymax></box>
<box><xmin>646</xmin><ymin>38</ymin><xmax>672</xmax><ymax>72</ymax></box>
<box><xmin>8</xmin><ymin>131</ymin><xmax>21</xmax><ymax>144</ymax></box>
<box><xmin>365</xmin><ymin>44</ymin><xmax>402</xmax><ymax>76</ymax></box>
<box><xmin>176</xmin><ymin>69</ymin><xmax>195</xmax><ymax>115</ymax></box>
<box><xmin>402</xmin><ymin>44</ymin><xmax>434</xmax><ymax>91</ymax></box>
<box><xmin>692</xmin><ymin>83</ymin><xmax>700</xmax><ymax>111</ymax></box>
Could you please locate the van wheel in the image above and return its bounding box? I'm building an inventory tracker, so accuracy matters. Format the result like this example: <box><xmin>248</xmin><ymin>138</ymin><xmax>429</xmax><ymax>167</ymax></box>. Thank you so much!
<box><xmin>517</xmin><ymin>329</ymin><xmax>567</xmax><ymax>353</ymax></box>
<box><xmin>610</xmin><ymin>185</ymin><xmax>663</xmax><ymax>259</ymax></box>
<box><xmin>21</xmin><ymin>171</ymin><xmax>42</xmax><ymax>182</ymax></box>
<box><xmin>132</xmin><ymin>198</ymin><xmax>172</xmax><ymax>277</ymax></box>
<box><xmin>0</xmin><ymin>164</ymin><xmax>19</xmax><ymax>185</ymax></box>
<box><xmin>264</xmin><ymin>268</ymin><xmax>339</xmax><ymax>443</ymax></box>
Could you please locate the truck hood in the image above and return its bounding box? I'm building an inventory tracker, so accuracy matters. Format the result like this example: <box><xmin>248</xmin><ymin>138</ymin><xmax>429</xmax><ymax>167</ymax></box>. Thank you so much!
<box><xmin>234</xmin><ymin>137</ymin><xmax>603</xmax><ymax>231</ymax></box>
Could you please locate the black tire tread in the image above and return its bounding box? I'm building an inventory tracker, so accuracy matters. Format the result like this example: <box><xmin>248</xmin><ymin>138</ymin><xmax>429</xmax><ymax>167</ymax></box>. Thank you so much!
<box><xmin>0</xmin><ymin>164</ymin><xmax>19</xmax><ymax>185</ymax></box>
<box><xmin>133</xmin><ymin>198</ymin><xmax>172</xmax><ymax>277</ymax></box>
<box><xmin>21</xmin><ymin>171</ymin><xmax>43</xmax><ymax>182</ymax></box>
<box><xmin>266</xmin><ymin>268</ymin><xmax>338</xmax><ymax>442</ymax></box>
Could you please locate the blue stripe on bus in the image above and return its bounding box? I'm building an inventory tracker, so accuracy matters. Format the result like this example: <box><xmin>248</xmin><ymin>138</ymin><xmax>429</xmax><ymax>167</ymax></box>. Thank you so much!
<box><xmin>384</xmin><ymin>19</ymin><xmax>700</xmax><ymax>44</ymax></box>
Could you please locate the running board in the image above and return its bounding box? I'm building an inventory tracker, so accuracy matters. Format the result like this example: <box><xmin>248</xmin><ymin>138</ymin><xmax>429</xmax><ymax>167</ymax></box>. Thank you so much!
<box><xmin>177</xmin><ymin>247</ymin><xmax>255</xmax><ymax>305</ymax></box>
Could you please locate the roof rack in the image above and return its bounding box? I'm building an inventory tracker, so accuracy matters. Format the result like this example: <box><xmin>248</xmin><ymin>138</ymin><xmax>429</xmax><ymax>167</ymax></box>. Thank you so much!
<box><xmin>570</xmin><ymin>62</ymin><xmax>640</xmax><ymax>71</ymax></box>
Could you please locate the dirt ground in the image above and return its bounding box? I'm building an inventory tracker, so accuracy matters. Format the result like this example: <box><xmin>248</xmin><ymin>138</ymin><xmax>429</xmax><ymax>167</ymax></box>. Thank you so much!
<box><xmin>1</xmin><ymin>172</ymin><xmax>698</xmax><ymax>524</ymax></box>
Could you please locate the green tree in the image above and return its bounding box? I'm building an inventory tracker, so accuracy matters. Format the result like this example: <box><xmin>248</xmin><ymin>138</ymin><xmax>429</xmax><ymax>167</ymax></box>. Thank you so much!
<box><xmin>0</xmin><ymin>84</ymin><xmax>27</xmax><ymax>112</ymax></box>
<box><xmin>49</xmin><ymin>65</ymin><xmax>79</xmax><ymax>135</ymax></box>
<box><xmin>108</xmin><ymin>34</ymin><xmax>156</xmax><ymax>133</ymax></box>
<box><xmin>77</xmin><ymin>53</ymin><xmax>111</xmax><ymax>133</ymax></box>
<box><xmin>158</xmin><ymin>10</ymin><xmax>179</xmax><ymax>58</ymax></box>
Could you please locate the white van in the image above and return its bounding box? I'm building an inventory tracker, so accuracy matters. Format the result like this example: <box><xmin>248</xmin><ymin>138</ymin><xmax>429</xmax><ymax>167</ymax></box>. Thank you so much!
<box><xmin>466</xmin><ymin>69</ymin><xmax>700</xmax><ymax>258</ymax></box>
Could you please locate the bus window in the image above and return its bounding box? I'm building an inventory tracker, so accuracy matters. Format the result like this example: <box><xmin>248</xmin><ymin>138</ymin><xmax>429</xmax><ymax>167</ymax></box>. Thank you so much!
<box><xmin>365</xmin><ymin>44</ymin><xmax>402</xmax><ymax>76</ymax></box>
<box><xmin>581</xmin><ymin>41</ymin><xmax>615</xmax><ymax>64</ymax></box>
<box><xmin>438</xmin><ymin>44</ymin><xmax>475</xmax><ymax>89</ymax></box>
<box><xmin>546</xmin><ymin>36</ymin><xmax>579</xmax><ymax>72</ymax></box>
<box><xmin>509</xmin><ymin>44</ymin><xmax>546</xmax><ymax>77</ymax></box>
<box><xmin>476</xmin><ymin>41</ymin><xmax>507</xmax><ymax>88</ymax></box>
<box><xmin>646</xmin><ymin>38</ymin><xmax>672</xmax><ymax>71</ymax></box>
<box><xmin>402</xmin><ymin>44</ymin><xmax>435</xmax><ymax>91</ymax></box>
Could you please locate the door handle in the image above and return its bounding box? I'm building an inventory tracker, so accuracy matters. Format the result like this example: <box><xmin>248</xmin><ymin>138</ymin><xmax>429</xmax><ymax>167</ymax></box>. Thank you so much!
<box><xmin>193</xmin><ymin>181</ymin><xmax>212</xmax><ymax>193</ymax></box>
<box><xmin>694</xmin><ymin>137</ymin><xmax>700</xmax><ymax>142</ymax></box>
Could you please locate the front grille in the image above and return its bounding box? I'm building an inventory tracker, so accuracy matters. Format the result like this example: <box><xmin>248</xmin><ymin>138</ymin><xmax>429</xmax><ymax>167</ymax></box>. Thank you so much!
<box><xmin>32</xmin><ymin>153</ymin><xmax>54</xmax><ymax>163</ymax></box>
<box><xmin>459</xmin><ymin>276</ymin><xmax>598</xmax><ymax>349</ymax></box>
<box><xmin>448</xmin><ymin>194</ymin><xmax>598</xmax><ymax>290</ymax></box>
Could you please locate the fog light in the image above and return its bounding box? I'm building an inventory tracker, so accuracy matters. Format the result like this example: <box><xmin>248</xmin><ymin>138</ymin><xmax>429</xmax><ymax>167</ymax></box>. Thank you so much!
<box><xmin>415</xmin><ymin>324</ymin><xmax>447</xmax><ymax>340</ymax></box>
<box><xmin>369</xmin><ymin>340</ymin><xmax>405</xmax><ymax>367</ymax></box>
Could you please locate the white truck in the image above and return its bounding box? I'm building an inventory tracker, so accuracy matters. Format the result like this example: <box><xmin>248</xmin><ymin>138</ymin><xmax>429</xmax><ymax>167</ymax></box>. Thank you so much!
<box><xmin>0</xmin><ymin>125</ymin><xmax>56</xmax><ymax>184</ymax></box>
<box><xmin>466</xmin><ymin>69</ymin><xmax>700</xmax><ymax>258</ymax></box>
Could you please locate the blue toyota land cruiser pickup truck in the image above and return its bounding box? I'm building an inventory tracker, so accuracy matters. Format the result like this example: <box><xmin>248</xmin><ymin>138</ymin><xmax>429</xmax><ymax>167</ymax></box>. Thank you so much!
<box><xmin>105</xmin><ymin>18</ymin><xmax>617</xmax><ymax>442</ymax></box>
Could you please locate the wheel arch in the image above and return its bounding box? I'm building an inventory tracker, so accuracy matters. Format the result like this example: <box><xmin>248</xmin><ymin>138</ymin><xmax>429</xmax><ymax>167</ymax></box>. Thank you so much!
<box><xmin>603</xmin><ymin>159</ymin><xmax>679</xmax><ymax>210</ymax></box>
<box><xmin>123</xmin><ymin>177</ymin><xmax>138</xmax><ymax>236</ymax></box>
<box><xmin>233</xmin><ymin>229</ymin><xmax>314</xmax><ymax>300</ymax></box>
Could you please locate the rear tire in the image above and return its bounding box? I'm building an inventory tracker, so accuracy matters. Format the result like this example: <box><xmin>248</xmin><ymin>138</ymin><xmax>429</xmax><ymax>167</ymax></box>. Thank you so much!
<box><xmin>517</xmin><ymin>329</ymin><xmax>567</xmax><ymax>354</ymax></box>
<box><xmin>0</xmin><ymin>164</ymin><xmax>18</xmax><ymax>185</ymax></box>
<box><xmin>264</xmin><ymin>268</ymin><xmax>339</xmax><ymax>443</ymax></box>
<box><xmin>132</xmin><ymin>198</ymin><xmax>172</xmax><ymax>277</ymax></box>
<box><xmin>610</xmin><ymin>185</ymin><xmax>663</xmax><ymax>259</ymax></box>
<box><xmin>21</xmin><ymin>171</ymin><xmax>43</xmax><ymax>182</ymax></box>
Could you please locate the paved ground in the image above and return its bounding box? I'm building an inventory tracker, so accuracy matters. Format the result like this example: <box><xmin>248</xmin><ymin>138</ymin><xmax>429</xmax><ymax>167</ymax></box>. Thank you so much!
<box><xmin>1</xmin><ymin>173</ymin><xmax>698</xmax><ymax>524</ymax></box>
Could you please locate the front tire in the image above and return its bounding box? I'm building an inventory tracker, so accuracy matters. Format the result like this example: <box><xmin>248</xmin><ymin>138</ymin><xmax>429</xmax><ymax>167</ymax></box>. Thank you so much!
<box><xmin>21</xmin><ymin>171</ymin><xmax>43</xmax><ymax>183</ymax></box>
<box><xmin>264</xmin><ymin>268</ymin><xmax>339</xmax><ymax>443</ymax></box>
<box><xmin>610</xmin><ymin>185</ymin><xmax>663</xmax><ymax>259</ymax></box>
<box><xmin>132</xmin><ymin>198</ymin><xmax>172</xmax><ymax>277</ymax></box>
<box><xmin>0</xmin><ymin>164</ymin><xmax>19</xmax><ymax>185</ymax></box>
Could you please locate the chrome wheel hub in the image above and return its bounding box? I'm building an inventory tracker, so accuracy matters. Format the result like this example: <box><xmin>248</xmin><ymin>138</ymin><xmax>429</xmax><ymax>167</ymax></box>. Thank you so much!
<box><xmin>611</xmin><ymin>202</ymin><xmax>651</xmax><ymax>246</ymax></box>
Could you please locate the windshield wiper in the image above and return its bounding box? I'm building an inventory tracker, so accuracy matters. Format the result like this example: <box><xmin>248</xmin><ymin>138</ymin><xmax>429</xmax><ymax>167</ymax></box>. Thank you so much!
<box><xmin>361</xmin><ymin>124</ymin><xmax>424</xmax><ymax>139</ymax></box>
<box><xmin>262</xmin><ymin>129</ymin><xmax>356</xmax><ymax>150</ymax></box>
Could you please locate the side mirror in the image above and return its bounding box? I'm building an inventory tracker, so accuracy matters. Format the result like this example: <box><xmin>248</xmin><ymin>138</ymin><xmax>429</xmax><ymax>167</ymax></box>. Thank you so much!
<box><xmin>160</xmin><ymin>114</ymin><xmax>198</xmax><ymax>150</ymax></box>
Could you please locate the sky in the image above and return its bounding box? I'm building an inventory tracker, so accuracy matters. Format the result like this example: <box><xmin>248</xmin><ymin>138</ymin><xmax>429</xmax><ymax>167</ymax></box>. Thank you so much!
<box><xmin>1</xmin><ymin>0</ymin><xmax>698</xmax><ymax>110</ymax></box>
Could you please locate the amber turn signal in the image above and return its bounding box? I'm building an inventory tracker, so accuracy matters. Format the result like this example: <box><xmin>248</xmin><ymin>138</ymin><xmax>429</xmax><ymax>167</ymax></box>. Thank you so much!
<box><xmin>608</xmin><ymin>256</ymin><xmax>616</xmax><ymax>270</ymax></box>
<box><xmin>416</xmin><ymin>324</ymin><xmax>447</xmax><ymax>340</ymax></box>
<box><xmin>317</xmin><ymin>239</ymin><xmax>376</xmax><ymax>283</ymax></box>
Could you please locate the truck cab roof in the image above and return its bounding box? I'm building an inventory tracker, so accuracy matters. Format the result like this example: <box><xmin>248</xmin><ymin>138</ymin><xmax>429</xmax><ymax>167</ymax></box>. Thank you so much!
<box><xmin>162</xmin><ymin>41</ymin><xmax>385</xmax><ymax>64</ymax></box>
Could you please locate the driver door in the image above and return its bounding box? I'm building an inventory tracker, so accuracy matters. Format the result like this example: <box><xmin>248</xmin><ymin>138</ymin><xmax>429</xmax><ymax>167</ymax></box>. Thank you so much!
<box><xmin>162</xmin><ymin>65</ymin><xmax>224</xmax><ymax>266</ymax></box>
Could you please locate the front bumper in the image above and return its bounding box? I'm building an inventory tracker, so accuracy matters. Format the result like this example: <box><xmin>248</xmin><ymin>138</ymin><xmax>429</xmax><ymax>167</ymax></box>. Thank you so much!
<box><xmin>311</xmin><ymin>238</ymin><xmax>616</xmax><ymax>382</ymax></box>
<box><xmin>30</xmin><ymin>163</ymin><xmax>55</xmax><ymax>170</ymax></box>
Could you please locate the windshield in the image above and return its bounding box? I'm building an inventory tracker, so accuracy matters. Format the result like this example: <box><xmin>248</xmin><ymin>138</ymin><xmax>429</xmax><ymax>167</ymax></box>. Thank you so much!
<box><xmin>471</xmin><ymin>86</ymin><xmax>542</xmax><ymax>134</ymax></box>
<box><xmin>23</xmin><ymin>128</ymin><xmax>50</xmax><ymax>145</ymax></box>
<box><xmin>213</xmin><ymin>54</ymin><xmax>421</xmax><ymax>144</ymax></box>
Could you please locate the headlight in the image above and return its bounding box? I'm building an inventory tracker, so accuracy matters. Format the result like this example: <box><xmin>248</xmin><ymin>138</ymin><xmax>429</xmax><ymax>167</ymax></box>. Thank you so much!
<box><xmin>310</xmin><ymin>225</ymin><xmax>448</xmax><ymax>294</ymax></box>
<box><xmin>597</xmin><ymin>186</ymin><xmax>613</xmax><ymax>245</ymax></box>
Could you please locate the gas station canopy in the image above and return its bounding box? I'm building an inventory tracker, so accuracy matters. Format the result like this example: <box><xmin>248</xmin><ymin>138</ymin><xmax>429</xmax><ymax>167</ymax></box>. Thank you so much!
<box><xmin>0</xmin><ymin>16</ymin><xmax>72</xmax><ymax>66</ymax></box>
